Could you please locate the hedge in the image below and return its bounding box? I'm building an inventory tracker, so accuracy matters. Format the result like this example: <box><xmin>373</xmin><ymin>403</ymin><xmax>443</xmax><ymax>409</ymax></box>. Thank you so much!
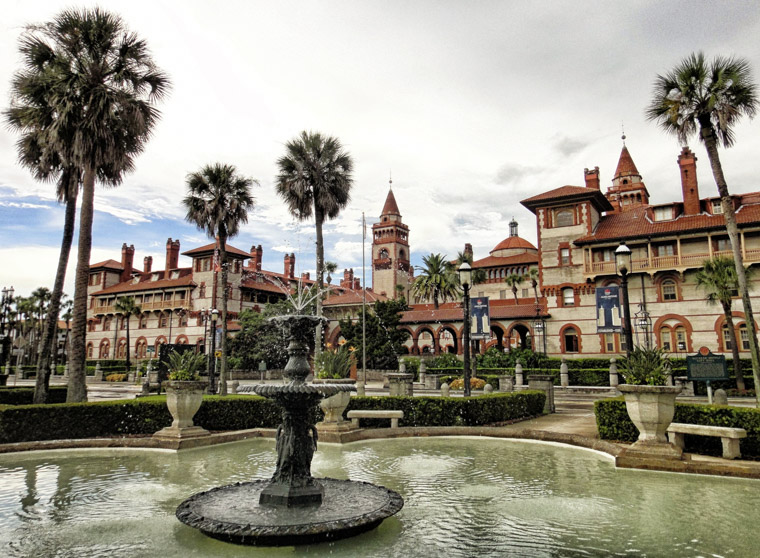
<box><xmin>595</xmin><ymin>397</ymin><xmax>760</xmax><ymax>458</ymax></box>
<box><xmin>345</xmin><ymin>391</ymin><xmax>546</xmax><ymax>428</ymax></box>
<box><xmin>0</xmin><ymin>386</ymin><xmax>68</xmax><ymax>405</ymax></box>
<box><xmin>0</xmin><ymin>391</ymin><xmax>545</xmax><ymax>445</ymax></box>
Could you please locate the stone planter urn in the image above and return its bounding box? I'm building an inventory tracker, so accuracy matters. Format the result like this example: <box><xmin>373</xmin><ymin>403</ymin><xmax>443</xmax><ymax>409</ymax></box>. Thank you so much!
<box><xmin>314</xmin><ymin>378</ymin><xmax>356</xmax><ymax>432</ymax></box>
<box><xmin>618</xmin><ymin>384</ymin><xmax>683</xmax><ymax>459</ymax></box>
<box><xmin>153</xmin><ymin>380</ymin><xmax>209</xmax><ymax>440</ymax></box>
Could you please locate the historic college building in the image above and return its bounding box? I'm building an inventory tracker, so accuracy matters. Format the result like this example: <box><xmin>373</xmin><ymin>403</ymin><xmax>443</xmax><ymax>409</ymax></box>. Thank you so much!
<box><xmin>84</xmin><ymin>142</ymin><xmax>760</xmax><ymax>361</ymax></box>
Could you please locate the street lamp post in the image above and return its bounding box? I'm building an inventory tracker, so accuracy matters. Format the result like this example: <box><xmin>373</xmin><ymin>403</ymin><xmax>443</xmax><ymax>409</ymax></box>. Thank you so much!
<box><xmin>533</xmin><ymin>306</ymin><xmax>546</xmax><ymax>355</ymax></box>
<box><xmin>615</xmin><ymin>242</ymin><xmax>634</xmax><ymax>358</ymax></box>
<box><xmin>459</xmin><ymin>263</ymin><xmax>472</xmax><ymax>397</ymax></box>
<box><xmin>208</xmin><ymin>308</ymin><xmax>219</xmax><ymax>394</ymax></box>
<box><xmin>635</xmin><ymin>305</ymin><xmax>652</xmax><ymax>349</ymax></box>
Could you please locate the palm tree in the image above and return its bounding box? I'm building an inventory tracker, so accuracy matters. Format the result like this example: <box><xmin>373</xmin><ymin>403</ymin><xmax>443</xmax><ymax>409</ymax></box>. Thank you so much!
<box><xmin>114</xmin><ymin>297</ymin><xmax>142</xmax><ymax>374</ymax></box>
<box><xmin>6</xmin><ymin>9</ymin><xmax>169</xmax><ymax>402</ymax></box>
<box><xmin>30</xmin><ymin>287</ymin><xmax>51</xmax><ymax>364</ymax></box>
<box><xmin>6</xmin><ymin>86</ymin><xmax>82</xmax><ymax>401</ymax></box>
<box><xmin>696</xmin><ymin>257</ymin><xmax>747</xmax><ymax>391</ymax></box>
<box><xmin>325</xmin><ymin>261</ymin><xmax>338</xmax><ymax>285</ymax></box>
<box><xmin>58</xmin><ymin>296</ymin><xmax>74</xmax><ymax>368</ymax></box>
<box><xmin>646</xmin><ymin>52</ymin><xmax>760</xmax><ymax>402</ymax></box>
<box><xmin>505</xmin><ymin>274</ymin><xmax>523</xmax><ymax>304</ymax></box>
<box><xmin>412</xmin><ymin>253</ymin><xmax>459</xmax><ymax>309</ymax></box>
<box><xmin>275</xmin><ymin>131</ymin><xmax>354</xmax><ymax>354</ymax></box>
<box><xmin>184</xmin><ymin>163</ymin><xmax>255</xmax><ymax>396</ymax></box>
<box><xmin>526</xmin><ymin>268</ymin><xmax>540</xmax><ymax>304</ymax></box>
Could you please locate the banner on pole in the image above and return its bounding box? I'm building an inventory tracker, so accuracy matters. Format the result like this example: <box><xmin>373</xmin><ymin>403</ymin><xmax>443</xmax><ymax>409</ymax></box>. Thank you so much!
<box><xmin>596</xmin><ymin>286</ymin><xmax>621</xmax><ymax>333</ymax></box>
<box><xmin>470</xmin><ymin>297</ymin><xmax>491</xmax><ymax>339</ymax></box>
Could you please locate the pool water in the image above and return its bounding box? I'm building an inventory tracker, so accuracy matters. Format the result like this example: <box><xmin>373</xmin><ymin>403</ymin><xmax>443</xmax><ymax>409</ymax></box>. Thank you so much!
<box><xmin>1</xmin><ymin>437</ymin><xmax>758</xmax><ymax>557</ymax></box>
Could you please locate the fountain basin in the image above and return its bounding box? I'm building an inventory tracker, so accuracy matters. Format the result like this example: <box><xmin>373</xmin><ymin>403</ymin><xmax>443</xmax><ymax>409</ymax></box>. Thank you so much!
<box><xmin>176</xmin><ymin>477</ymin><xmax>403</xmax><ymax>546</ymax></box>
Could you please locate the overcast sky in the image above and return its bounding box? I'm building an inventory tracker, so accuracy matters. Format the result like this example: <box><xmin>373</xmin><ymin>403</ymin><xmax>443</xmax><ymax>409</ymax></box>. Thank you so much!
<box><xmin>2</xmin><ymin>0</ymin><xmax>760</xmax><ymax>298</ymax></box>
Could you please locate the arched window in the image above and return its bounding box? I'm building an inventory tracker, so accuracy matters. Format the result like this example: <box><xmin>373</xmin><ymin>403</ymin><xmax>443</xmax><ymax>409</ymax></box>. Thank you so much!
<box><xmin>135</xmin><ymin>339</ymin><xmax>147</xmax><ymax>359</ymax></box>
<box><xmin>659</xmin><ymin>326</ymin><xmax>672</xmax><ymax>351</ymax></box>
<box><xmin>86</xmin><ymin>342</ymin><xmax>94</xmax><ymax>359</ymax></box>
<box><xmin>661</xmin><ymin>280</ymin><xmax>677</xmax><ymax>301</ymax></box>
<box><xmin>139</xmin><ymin>314</ymin><xmax>148</xmax><ymax>329</ymax></box>
<box><xmin>178</xmin><ymin>312</ymin><xmax>188</xmax><ymax>327</ymax></box>
<box><xmin>562</xmin><ymin>327</ymin><xmax>579</xmax><ymax>353</ymax></box>
<box><xmin>675</xmin><ymin>326</ymin><xmax>687</xmax><ymax>352</ymax></box>
<box><xmin>555</xmin><ymin>208</ymin><xmax>574</xmax><ymax>227</ymax></box>
<box><xmin>739</xmin><ymin>324</ymin><xmax>750</xmax><ymax>351</ymax></box>
<box><xmin>99</xmin><ymin>340</ymin><xmax>110</xmax><ymax>359</ymax></box>
<box><xmin>117</xmin><ymin>339</ymin><xmax>127</xmax><ymax>359</ymax></box>
<box><xmin>159</xmin><ymin>313</ymin><xmax>168</xmax><ymax>328</ymax></box>
<box><xmin>379</xmin><ymin>248</ymin><xmax>389</xmax><ymax>259</ymax></box>
<box><xmin>399</xmin><ymin>249</ymin><xmax>406</xmax><ymax>260</ymax></box>
<box><xmin>722</xmin><ymin>325</ymin><xmax>733</xmax><ymax>351</ymax></box>
<box><xmin>562</xmin><ymin>287</ymin><xmax>574</xmax><ymax>307</ymax></box>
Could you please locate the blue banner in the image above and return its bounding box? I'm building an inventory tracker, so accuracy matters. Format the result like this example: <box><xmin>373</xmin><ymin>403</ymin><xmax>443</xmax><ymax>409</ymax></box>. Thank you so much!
<box><xmin>470</xmin><ymin>297</ymin><xmax>490</xmax><ymax>339</ymax></box>
<box><xmin>596</xmin><ymin>286</ymin><xmax>621</xmax><ymax>333</ymax></box>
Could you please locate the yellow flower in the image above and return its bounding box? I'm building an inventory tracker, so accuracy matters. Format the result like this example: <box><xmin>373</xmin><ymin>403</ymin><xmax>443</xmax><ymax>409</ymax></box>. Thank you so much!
<box><xmin>326</xmin><ymin>342</ymin><xmax>333</xmax><ymax>349</ymax></box>
<box><xmin>338</xmin><ymin>339</ymin><xmax>347</xmax><ymax>346</ymax></box>
<box><xmin>349</xmin><ymin>346</ymin><xmax>356</xmax><ymax>352</ymax></box>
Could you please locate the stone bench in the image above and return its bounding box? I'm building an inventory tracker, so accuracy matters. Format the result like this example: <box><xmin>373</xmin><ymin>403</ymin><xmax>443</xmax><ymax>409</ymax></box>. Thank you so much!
<box><xmin>347</xmin><ymin>410</ymin><xmax>404</xmax><ymax>429</ymax></box>
<box><xmin>667</xmin><ymin>423</ymin><xmax>747</xmax><ymax>459</ymax></box>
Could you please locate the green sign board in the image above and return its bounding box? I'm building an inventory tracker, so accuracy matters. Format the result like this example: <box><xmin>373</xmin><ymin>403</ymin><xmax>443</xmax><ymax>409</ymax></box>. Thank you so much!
<box><xmin>686</xmin><ymin>350</ymin><xmax>728</xmax><ymax>382</ymax></box>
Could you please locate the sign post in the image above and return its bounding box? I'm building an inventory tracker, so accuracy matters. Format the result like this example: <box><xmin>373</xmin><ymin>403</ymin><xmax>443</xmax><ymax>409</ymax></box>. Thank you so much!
<box><xmin>686</xmin><ymin>347</ymin><xmax>729</xmax><ymax>404</ymax></box>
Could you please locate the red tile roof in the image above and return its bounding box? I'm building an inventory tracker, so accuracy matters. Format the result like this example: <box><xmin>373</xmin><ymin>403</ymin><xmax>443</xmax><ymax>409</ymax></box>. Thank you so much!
<box><xmin>490</xmin><ymin>236</ymin><xmax>536</xmax><ymax>253</ymax></box>
<box><xmin>324</xmin><ymin>290</ymin><xmax>388</xmax><ymax>306</ymax></box>
<box><xmin>472</xmin><ymin>252</ymin><xmax>538</xmax><ymax>269</ymax></box>
<box><xmin>181</xmin><ymin>241</ymin><xmax>251</xmax><ymax>258</ymax></box>
<box><xmin>613</xmin><ymin>145</ymin><xmax>640</xmax><ymax>179</ymax></box>
<box><xmin>90</xmin><ymin>259</ymin><xmax>124</xmax><ymax>271</ymax></box>
<box><xmin>93</xmin><ymin>268</ymin><xmax>196</xmax><ymax>295</ymax></box>
<box><xmin>381</xmin><ymin>188</ymin><xmax>401</xmax><ymax>216</ymax></box>
<box><xmin>574</xmin><ymin>198</ymin><xmax>760</xmax><ymax>244</ymax></box>
<box><xmin>521</xmin><ymin>185</ymin><xmax>614</xmax><ymax>213</ymax></box>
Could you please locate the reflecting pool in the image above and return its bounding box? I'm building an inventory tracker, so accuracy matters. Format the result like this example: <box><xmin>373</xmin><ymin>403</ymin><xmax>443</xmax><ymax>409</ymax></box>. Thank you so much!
<box><xmin>1</xmin><ymin>437</ymin><xmax>758</xmax><ymax>557</ymax></box>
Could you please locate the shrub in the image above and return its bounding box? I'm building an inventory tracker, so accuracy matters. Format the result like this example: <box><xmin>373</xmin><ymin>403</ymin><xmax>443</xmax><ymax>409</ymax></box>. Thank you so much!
<box><xmin>449</xmin><ymin>377</ymin><xmax>486</xmax><ymax>390</ymax></box>
<box><xmin>400</xmin><ymin>357</ymin><xmax>420</xmax><ymax>380</ymax></box>
<box><xmin>427</xmin><ymin>353</ymin><xmax>462</xmax><ymax>369</ymax></box>
<box><xmin>0</xmin><ymin>386</ymin><xmax>68</xmax><ymax>405</ymax></box>
<box><xmin>315</xmin><ymin>341</ymin><xmax>356</xmax><ymax>379</ymax></box>
<box><xmin>346</xmin><ymin>391</ymin><xmax>546</xmax><ymax>427</ymax></box>
<box><xmin>595</xmin><ymin>397</ymin><xmax>760</xmax><ymax>457</ymax></box>
<box><xmin>167</xmin><ymin>350</ymin><xmax>204</xmax><ymax>381</ymax></box>
<box><xmin>0</xmin><ymin>395</ymin><xmax>282</xmax><ymax>444</ymax></box>
<box><xmin>105</xmin><ymin>374</ymin><xmax>127</xmax><ymax>382</ymax></box>
<box><xmin>619</xmin><ymin>346</ymin><xmax>671</xmax><ymax>385</ymax></box>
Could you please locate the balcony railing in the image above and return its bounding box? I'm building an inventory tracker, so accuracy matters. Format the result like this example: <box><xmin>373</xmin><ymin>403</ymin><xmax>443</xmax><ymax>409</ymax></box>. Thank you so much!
<box><xmin>585</xmin><ymin>248</ymin><xmax>759</xmax><ymax>275</ymax></box>
<box><xmin>93</xmin><ymin>300</ymin><xmax>188</xmax><ymax>314</ymax></box>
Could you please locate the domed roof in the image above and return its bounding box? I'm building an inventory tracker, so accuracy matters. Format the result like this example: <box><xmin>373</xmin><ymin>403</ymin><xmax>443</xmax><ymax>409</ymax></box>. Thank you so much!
<box><xmin>490</xmin><ymin>236</ymin><xmax>536</xmax><ymax>255</ymax></box>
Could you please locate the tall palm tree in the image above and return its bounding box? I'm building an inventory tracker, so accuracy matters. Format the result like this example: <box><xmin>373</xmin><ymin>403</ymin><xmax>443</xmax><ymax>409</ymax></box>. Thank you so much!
<box><xmin>58</xmin><ymin>296</ymin><xmax>73</xmax><ymax>368</ymax></box>
<box><xmin>29</xmin><ymin>287</ymin><xmax>51</xmax><ymax>364</ymax></box>
<box><xmin>114</xmin><ymin>297</ymin><xmax>142</xmax><ymax>373</ymax></box>
<box><xmin>325</xmin><ymin>261</ymin><xmax>338</xmax><ymax>285</ymax></box>
<box><xmin>696</xmin><ymin>257</ymin><xmax>747</xmax><ymax>391</ymax></box>
<box><xmin>275</xmin><ymin>131</ymin><xmax>354</xmax><ymax>354</ymax></box>
<box><xmin>647</xmin><ymin>52</ymin><xmax>760</xmax><ymax>402</ymax></box>
<box><xmin>6</xmin><ymin>90</ymin><xmax>82</xmax><ymax>402</ymax></box>
<box><xmin>6</xmin><ymin>8</ymin><xmax>169</xmax><ymax>402</ymax></box>
<box><xmin>184</xmin><ymin>163</ymin><xmax>255</xmax><ymax>396</ymax></box>
<box><xmin>412</xmin><ymin>253</ymin><xmax>459</xmax><ymax>309</ymax></box>
<box><xmin>505</xmin><ymin>274</ymin><xmax>523</xmax><ymax>304</ymax></box>
<box><xmin>455</xmin><ymin>251</ymin><xmax>487</xmax><ymax>285</ymax></box>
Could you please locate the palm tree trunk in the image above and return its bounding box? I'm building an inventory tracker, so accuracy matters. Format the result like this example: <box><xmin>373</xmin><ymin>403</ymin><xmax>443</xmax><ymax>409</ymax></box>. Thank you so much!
<box><xmin>34</xmin><ymin>188</ymin><xmax>78</xmax><ymax>404</ymax></box>
<box><xmin>703</xmin><ymin>133</ymin><xmax>760</xmax><ymax>404</ymax></box>
<box><xmin>67</xmin><ymin>167</ymin><xmax>96</xmax><ymax>403</ymax></box>
<box><xmin>219</xmin><ymin>236</ymin><xmax>229</xmax><ymax>396</ymax></box>
<box><xmin>314</xmin><ymin>208</ymin><xmax>325</xmax><ymax>359</ymax></box>
<box><xmin>513</xmin><ymin>287</ymin><xmax>518</xmax><ymax>305</ymax></box>
<box><xmin>723</xmin><ymin>310</ymin><xmax>746</xmax><ymax>391</ymax></box>
<box><xmin>125</xmin><ymin>315</ymin><xmax>131</xmax><ymax>373</ymax></box>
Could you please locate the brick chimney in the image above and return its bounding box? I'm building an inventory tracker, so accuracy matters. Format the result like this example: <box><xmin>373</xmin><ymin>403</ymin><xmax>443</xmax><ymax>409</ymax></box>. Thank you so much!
<box><xmin>284</xmin><ymin>253</ymin><xmax>295</xmax><ymax>278</ymax></box>
<box><xmin>353</xmin><ymin>278</ymin><xmax>361</xmax><ymax>290</ymax></box>
<box><xmin>340</xmin><ymin>268</ymin><xmax>354</xmax><ymax>289</ymax></box>
<box><xmin>249</xmin><ymin>244</ymin><xmax>263</xmax><ymax>271</ymax></box>
<box><xmin>165</xmin><ymin>238</ymin><xmax>180</xmax><ymax>278</ymax></box>
<box><xmin>464</xmin><ymin>243</ymin><xmax>473</xmax><ymax>262</ymax></box>
<box><xmin>678</xmin><ymin>147</ymin><xmax>700</xmax><ymax>215</ymax></box>
<box><xmin>120</xmin><ymin>243</ymin><xmax>135</xmax><ymax>282</ymax></box>
<box><xmin>143</xmin><ymin>256</ymin><xmax>153</xmax><ymax>273</ymax></box>
<box><xmin>584</xmin><ymin>166</ymin><xmax>600</xmax><ymax>190</ymax></box>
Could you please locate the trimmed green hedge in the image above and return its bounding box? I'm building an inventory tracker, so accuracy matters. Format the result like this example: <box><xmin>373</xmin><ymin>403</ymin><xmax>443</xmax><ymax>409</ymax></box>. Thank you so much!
<box><xmin>0</xmin><ymin>386</ymin><xmax>68</xmax><ymax>405</ymax></box>
<box><xmin>0</xmin><ymin>391</ymin><xmax>545</xmax><ymax>445</ymax></box>
<box><xmin>345</xmin><ymin>391</ymin><xmax>546</xmax><ymax>428</ymax></box>
<box><xmin>0</xmin><ymin>395</ymin><xmax>282</xmax><ymax>445</ymax></box>
<box><xmin>595</xmin><ymin>397</ymin><xmax>760</xmax><ymax>458</ymax></box>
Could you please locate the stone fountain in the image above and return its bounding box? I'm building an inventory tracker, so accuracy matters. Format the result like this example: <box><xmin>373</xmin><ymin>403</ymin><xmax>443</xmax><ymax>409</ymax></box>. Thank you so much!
<box><xmin>175</xmin><ymin>315</ymin><xmax>403</xmax><ymax>546</ymax></box>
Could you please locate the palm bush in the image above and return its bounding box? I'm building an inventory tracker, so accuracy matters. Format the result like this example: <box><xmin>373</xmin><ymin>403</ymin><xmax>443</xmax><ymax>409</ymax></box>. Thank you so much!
<box><xmin>167</xmin><ymin>351</ymin><xmax>204</xmax><ymax>381</ymax></box>
<box><xmin>315</xmin><ymin>341</ymin><xmax>355</xmax><ymax>379</ymax></box>
<box><xmin>619</xmin><ymin>346</ymin><xmax>672</xmax><ymax>386</ymax></box>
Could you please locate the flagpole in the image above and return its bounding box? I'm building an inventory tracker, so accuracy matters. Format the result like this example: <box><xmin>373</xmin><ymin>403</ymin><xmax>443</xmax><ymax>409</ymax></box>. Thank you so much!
<box><xmin>361</xmin><ymin>211</ymin><xmax>367</xmax><ymax>396</ymax></box>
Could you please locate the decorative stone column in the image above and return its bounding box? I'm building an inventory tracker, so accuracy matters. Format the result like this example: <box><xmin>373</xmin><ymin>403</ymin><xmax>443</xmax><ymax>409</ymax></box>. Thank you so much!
<box><xmin>498</xmin><ymin>375</ymin><xmax>514</xmax><ymax>392</ymax></box>
<box><xmin>528</xmin><ymin>374</ymin><xmax>555</xmax><ymax>413</ymax></box>
<box><xmin>515</xmin><ymin>360</ymin><xmax>524</xmax><ymax>387</ymax></box>
<box><xmin>440</xmin><ymin>383</ymin><xmax>450</xmax><ymax>397</ymax></box>
<box><xmin>388</xmin><ymin>373</ymin><xmax>414</xmax><ymax>396</ymax></box>
<box><xmin>560</xmin><ymin>358</ymin><xmax>569</xmax><ymax>387</ymax></box>
<box><xmin>424</xmin><ymin>374</ymin><xmax>443</xmax><ymax>390</ymax></box>
<box><xmin>418</xmin><ymin>361</ymin><xmax>426</xmax><ymax>385</ymax></box>
<box><xmin>609</xmin><ymin>358</ymin><xmax>618</xmax><ymax>388</ymax></box>
<box><xmin>94</xmin><ymin>362</ymin><xmax>103</xmax><ymax>382</ymax></box>
<box><xmin>483</xmin><ymin>383</ymin><xmax>493</xmax><ymax>394</ymax></box>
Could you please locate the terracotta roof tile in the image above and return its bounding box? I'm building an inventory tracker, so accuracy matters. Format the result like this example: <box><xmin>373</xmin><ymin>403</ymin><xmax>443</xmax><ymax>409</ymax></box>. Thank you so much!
<box><xmin>381</xmin><ymin>189</ymin><xmax>401</xmax><ymax>216</ymax></box>
<box><xmin>490</xmin><ymin>236</ymin><xmax>536</xmax><ymax>253</ymax></box>
<box><xmin>400</xmin><ymin>300</ymin><xmax>548</xmax><ymax>323</ymax></box>
<box><xmin>93</xmin><ymin>268</ymin><xmax>195</xmax><ymax>295</ymax></box>
<box><xmin>181</xmin><ymin>241</ymin><xmax>250</xmax><ymax>258</ymax></box>
<box><xmin>521</xmin><ymin>185</ymin><xmax>614</xmax><ymax>213</ymax></box>
<box><xmin>324</xmin><ymin>290</ymin><xmax>388</xmax><ymax>306</ymax></box>
<box><xmin>613</xmin><ymin>145</ymin><xmax>641</xmax><ymax>179</ymax></box>
<box><xmin>90</xmin><ymin>259</ymin><xmax>124</xmax><ymax>271</ymax></box>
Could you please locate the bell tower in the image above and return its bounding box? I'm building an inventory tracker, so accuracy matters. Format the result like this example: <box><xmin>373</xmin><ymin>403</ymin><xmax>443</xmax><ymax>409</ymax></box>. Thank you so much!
<box><xmin>372</xmin><ymin>179</ymin><xmax>411</xmax><ymax>299</ymax></box>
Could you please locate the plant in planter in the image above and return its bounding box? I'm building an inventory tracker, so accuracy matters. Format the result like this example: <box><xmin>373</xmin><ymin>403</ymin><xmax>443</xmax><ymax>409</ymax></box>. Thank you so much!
<box><xmin>617</xmin><ymin>346</ymin><xmax>682</xmax><ymax>458</ymax></box>
<box><xmin>314</xmin><ymin>341</ymin><xmax>356</xmax><ymax>431</ymax></box>
<box><xmin>154</xmin><ymin>351</ymin><xmax>209</xmax><ymax>440</ymax></box>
